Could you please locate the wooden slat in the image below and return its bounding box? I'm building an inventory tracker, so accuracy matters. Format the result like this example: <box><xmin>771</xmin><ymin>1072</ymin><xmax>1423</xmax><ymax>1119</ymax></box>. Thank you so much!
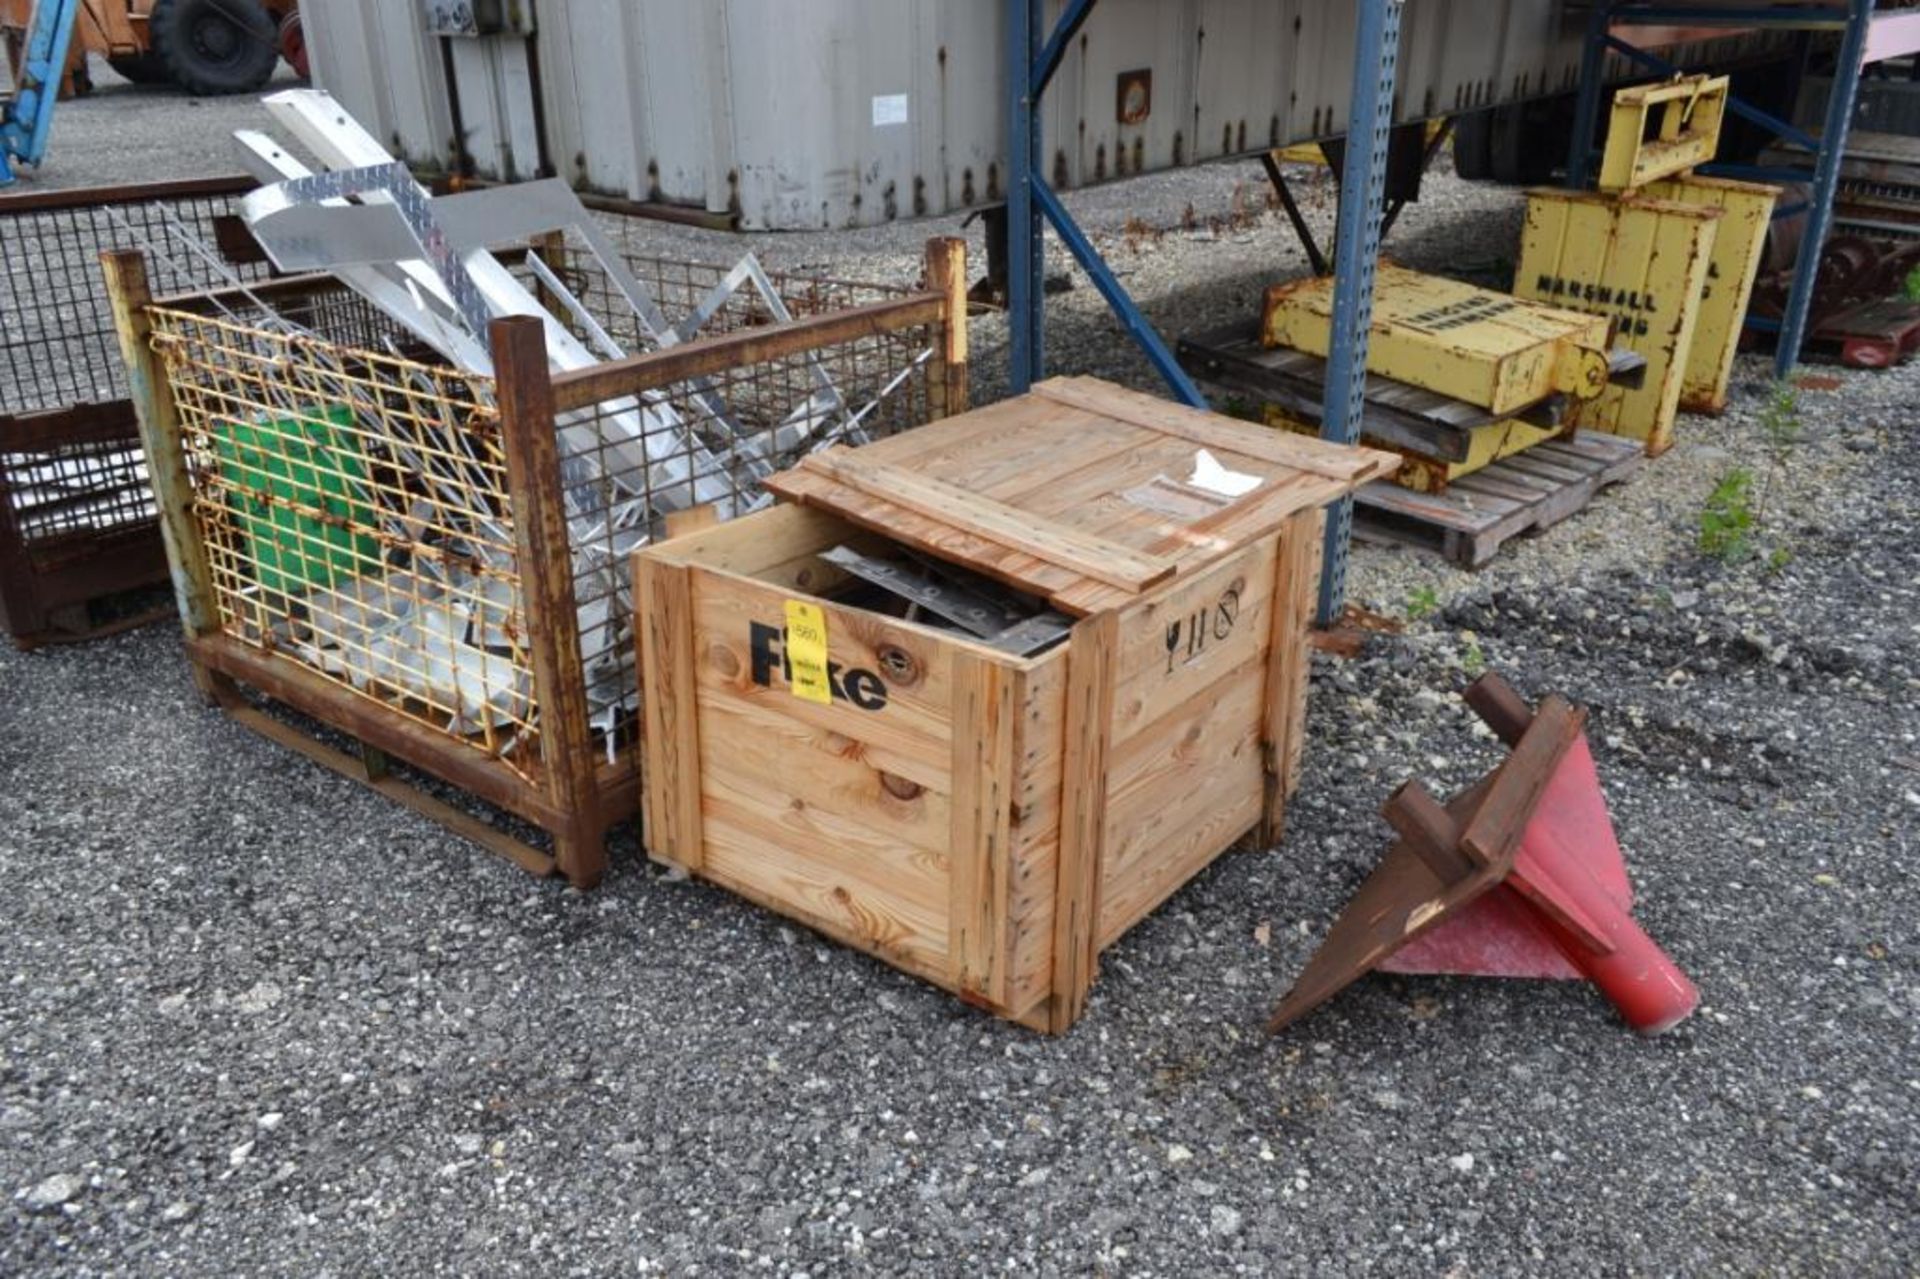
<box><xmin>551</xmin><ymin>292</ymin><xmax>945</xmax><ymax>412</ymax></box>
<box><xmin>1259</xmin><ymin>508</ymin><xmax>1323</xmax><ymax>843</ymax></box>
<box><xmin>767</xmin><ymin>465</ymin><xmax>1092</xmax><ymax>607</ymax></box>
<box><xmin>924</xmin><ymin>236</ymin><xmax>970</xmax><ymax>420</ymax></box>
<box><xmin>949</xmin><ymin>651</ymin><xmax>1017</xmax><ymax>1004</ymax></box>
<box><xmin>661</xmin><ymin>504</ymin><xmax>723</xmax><ymax>540</ymax></box>
<box><xmin>1459</xmin><ymin>696</ymin><xmax>1584</xmax><ymax>866</ymax></box>
<box><xmin>1049</xmin><ymin>611</ymin><xmax>1118</xmax><ymax>1032</ymax></box>
<box><xmin>636</xmin><ymin>553</ymin><xmax>706</xmax><ymax>872</ymax></box>
<box><xmin>795</xmin><ymin>447</ymin><xmax>1178</xmax><ymax>593</ymax></box>
<box><xmin>1032</xmin><ymin>375</ymin><xmax>1400</xmax><ymax>484</ymax></box>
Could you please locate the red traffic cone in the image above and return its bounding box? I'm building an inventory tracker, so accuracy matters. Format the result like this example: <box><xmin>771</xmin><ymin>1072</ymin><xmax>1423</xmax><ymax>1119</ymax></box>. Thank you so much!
<box><xmin>1268</xmin><ymin>674</ymin><xmax>1698</xmax><ymax>1037</ymax></box>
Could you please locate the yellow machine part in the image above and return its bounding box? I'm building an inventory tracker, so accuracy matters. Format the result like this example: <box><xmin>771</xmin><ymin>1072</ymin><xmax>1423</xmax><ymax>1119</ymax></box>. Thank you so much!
<box><xmin>1260</xmin><ymin>405</ymin><xmax>1561</xmax><ymax>495</ymax></box>
<box><xmin>1262</xmin><ymin>263</ymin><xmax>1614</xmax><ymax>417</ymax></box>
<box><xmin>1641</xmin><ymin>175</ymin><xmax>1779</xmax><ymax>415</ymax></box>
<box><xmin>1515</xmin><ymin>190</ymin><xmax>1720</xmax><ymax>456</ymax></box>
<box><xmin>1271</xmin><ymin>120</ymin><xmax>1448</xmax><ymax>168</ymax></box>
<box><xmin>1599</xmin><ymin>75</ymin><xmax>1730</xmax><ymax>193</ymax></box>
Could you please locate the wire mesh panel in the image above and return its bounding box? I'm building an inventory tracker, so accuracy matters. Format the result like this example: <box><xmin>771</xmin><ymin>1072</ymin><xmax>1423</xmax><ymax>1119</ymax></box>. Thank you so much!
<box><xmin>147</xmin><ymin>301</ymin><xmax>546</xmax><ymax>775</ymax></box>
<box><xmin>0</xmin><ymin>178</ymin><xmax>262</xmax><ymax>418</ymax></box>
<box><xmin>550</xmin><ymin>261</ymin><xmax>941</xmax><ymax>748</ymax></box>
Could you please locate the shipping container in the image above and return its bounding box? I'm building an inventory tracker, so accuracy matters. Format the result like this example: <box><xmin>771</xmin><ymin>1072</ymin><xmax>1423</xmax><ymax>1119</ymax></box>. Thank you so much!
<box><xmin>302</xmin><ymin>0</ymin><xmax>1786</xmax><ymax>231</ymax></box>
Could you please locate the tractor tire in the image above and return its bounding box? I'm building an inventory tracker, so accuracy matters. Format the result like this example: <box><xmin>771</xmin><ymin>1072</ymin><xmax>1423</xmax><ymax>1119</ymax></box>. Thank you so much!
<box><xmin>278</xmin><ymin>10</ymin><xmax>308</xmax><ymax>81</ymax></box>
<box><xmin>1451</xmin><ymin>108</ymin><xmax>1496</xmax><ymax>181</ymax></box>
<box><xmin>107</xmin><ymin>52</ymin><xmax>172</xmax><ymax>85</ymax></box>
<box><xmin>150</xmin><ymin>0</ymin><xmax>280</xmax><ymax>97</ymax></box>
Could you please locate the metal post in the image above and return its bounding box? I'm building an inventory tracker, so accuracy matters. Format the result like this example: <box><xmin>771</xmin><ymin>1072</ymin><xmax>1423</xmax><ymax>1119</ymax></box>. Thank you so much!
<box><xmin>1776</xmin><ymin>0</ymin><xmax>1874</xmax><ymax>377</ymax></box>
<box><xmin>1316</xmin><ymin>0</ymin><xmax>1403</xmax><ymax>626</ymax></box>
<box><xmin>1006</xmin><ymin>0</ymin><xmax>1044</xmax><ymax>393</ymax></box>
<box><xmin>1567</xmin><ymin>0</ymin><xmax>1614</xmax><ymax>189</ymax></box>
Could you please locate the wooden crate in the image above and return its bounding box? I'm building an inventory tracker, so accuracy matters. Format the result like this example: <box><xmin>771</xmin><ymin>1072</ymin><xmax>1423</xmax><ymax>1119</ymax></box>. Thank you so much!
<box><xmin>636</xmin><ymin>377</ymin><xmax>1396</xmax><ymax>1030</ymax></box>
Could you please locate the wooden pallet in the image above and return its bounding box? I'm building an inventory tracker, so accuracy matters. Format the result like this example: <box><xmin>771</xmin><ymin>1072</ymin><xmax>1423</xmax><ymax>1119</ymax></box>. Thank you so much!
<box><xmin>1352</xmin><ymin>432</ymin><xmax>1646</xmax><ymax>568</ymax></box>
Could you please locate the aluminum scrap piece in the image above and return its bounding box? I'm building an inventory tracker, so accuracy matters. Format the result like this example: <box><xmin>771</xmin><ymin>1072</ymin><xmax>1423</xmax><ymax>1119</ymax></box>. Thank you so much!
<box><xmin>821</xmin><ymin>544</ymin><xmax>1025</xmax><ymax>637</ymax></box>
<box><xmin>820</xmin><ymin>544</ymin><xmax>1072</xmax><ymax>656</ymax></box>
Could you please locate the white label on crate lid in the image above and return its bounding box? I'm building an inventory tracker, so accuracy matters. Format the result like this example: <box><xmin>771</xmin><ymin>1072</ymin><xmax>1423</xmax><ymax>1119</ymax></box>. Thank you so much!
<box><xmin>872</xmin><ymin>94</ymin><xmax>910</xmax><ymax>128</ymax></box>
<box><xmin>1189</xmin><ymin>449</ymin><xmax>1263</xmax><ymax>498</ymax></box>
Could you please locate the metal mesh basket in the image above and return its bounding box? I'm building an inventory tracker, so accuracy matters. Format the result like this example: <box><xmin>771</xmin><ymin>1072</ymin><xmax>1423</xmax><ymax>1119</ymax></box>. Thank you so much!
<box><xmin>130</xmin><ymin>237</ymin><xmax>965</xmax><ymax>877</ymax></box>
<box><xmin>0</xmin><ymin>177</ymin><xmax>262</xmax><ymax>645</ymax></box>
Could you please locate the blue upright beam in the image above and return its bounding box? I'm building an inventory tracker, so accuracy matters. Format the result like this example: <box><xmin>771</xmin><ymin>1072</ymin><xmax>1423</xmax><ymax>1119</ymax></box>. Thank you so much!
<box><xmin>1004</xmin><ymin>0</ymin><xmax>1205</xmax><ymax>407</ymax></box>
<box><xmin>0</xmin><ymin>0</ymin><xmax>83</xmax><ymax>185</ymax></box>
<box><xmin>1567</xmin><ymin>0</ymin><xmax>1615</xmax><ymax>190</ymax></box>
<box><xmin>1316</xmin><ymin>0</ymin><xmax>1403</xmax><ymax>626</ymax></box>
<box><xmin>1006</xmin><ymin>0</ymin><xmax>1044</xmax><ymax>392</ymax></box>
<box><xmin>1777</xmin><ymin>0</ymin><xmax>1875</xmax><ymax>377</ymax></box>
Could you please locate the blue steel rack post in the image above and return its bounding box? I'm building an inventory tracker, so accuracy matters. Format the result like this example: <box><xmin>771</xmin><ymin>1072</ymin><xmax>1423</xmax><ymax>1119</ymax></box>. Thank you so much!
<box><xmin>1004</xmin><ymin>0</ymin><xmax>1406</xmax><ymax>625</ymax></box>
<box><xmin>1564</xmin><ymin>1</ymin><xmax>1920</xmax><ymax>377</ymax></box>
<box><xmin>0</xmin><ymin>0</ymin><xmax>82</xmax><ymax>184</ymax></box>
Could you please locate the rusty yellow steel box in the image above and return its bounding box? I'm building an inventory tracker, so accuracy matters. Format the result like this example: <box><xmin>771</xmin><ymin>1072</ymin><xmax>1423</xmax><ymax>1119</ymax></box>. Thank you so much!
<box><xmin>1641</xmin><ymin>175</ymin><xmax>1779</xmax><ymax>415</ymax></box>
<box><xmin>1261</xmin><ymin>405</ymin><xmax>1563</xmax><ymax>495</ymax></box>
<box><xmin>1262</xmin><ymin>264</ymin><xmax>1613</xmax><ymax>417</ymax></box>
<box><xmin>1599</xmin><ymin>75</ymin><xmax>1730</xmax><ymax>193</ymax></box>
<box><xmin>1515</xmin><ymin>190</ymin><xmax>1721</xmax><ymax>456</ymax></box>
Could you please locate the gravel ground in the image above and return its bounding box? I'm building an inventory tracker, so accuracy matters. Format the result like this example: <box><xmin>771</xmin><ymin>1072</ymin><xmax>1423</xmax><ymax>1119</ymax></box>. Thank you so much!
<box><xmin>2</xmin><ymin>64</ymin><xmax>1917</xmax><ymax>1276</ymax></box>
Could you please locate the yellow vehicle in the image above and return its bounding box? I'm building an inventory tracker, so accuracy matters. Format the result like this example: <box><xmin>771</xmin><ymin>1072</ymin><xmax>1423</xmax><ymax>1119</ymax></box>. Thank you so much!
<box><xmin>1</xmin><ymin>0</ymin><xmax>302</xmax><ymax>98</ymax></box>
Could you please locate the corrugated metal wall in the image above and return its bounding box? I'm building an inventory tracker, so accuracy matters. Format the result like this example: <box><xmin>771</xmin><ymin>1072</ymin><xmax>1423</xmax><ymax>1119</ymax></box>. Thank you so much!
<box><xmin>302</xmin><ymin>0</ymin><xmax>1771</xmax><ymax>231</ymax></box>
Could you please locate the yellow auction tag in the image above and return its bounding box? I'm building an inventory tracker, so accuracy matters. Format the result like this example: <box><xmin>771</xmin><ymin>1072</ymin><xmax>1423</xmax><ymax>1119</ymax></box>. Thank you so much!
<box><xmin>782</xmin><ymin>599</ymin><xmax>833</xmax><ymax>705</ymax></box>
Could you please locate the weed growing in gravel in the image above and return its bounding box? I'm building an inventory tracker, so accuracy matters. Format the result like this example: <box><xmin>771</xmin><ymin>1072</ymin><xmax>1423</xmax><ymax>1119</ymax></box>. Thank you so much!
<box><xmin>1406</xmin><ymin>585</ymin><xmax>1440</xmax><ymax>621</ymax></box>
<box><xmin>1461</xmin><ymin>635</ymin><xmax>1487</xmax><ymax>677</ymax></box>
<box><xmin>1700</xmin><ymin>380</ymin><xmax>1802</xmax><ymax>566</ymax></box>
<box><xmin>1700</xmin><ymin>468</ymin><xmax>1757</xmax><ymax>562</ymax></box>
<box><xmin>1757</xmin><ymin>378</ymin><xmax>1801</xmax><ymax>524</ymax></box>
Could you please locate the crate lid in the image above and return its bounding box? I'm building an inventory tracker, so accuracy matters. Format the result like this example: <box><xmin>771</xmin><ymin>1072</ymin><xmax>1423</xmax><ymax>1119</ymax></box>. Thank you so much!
<box><xmin>764</xmin><ymin>376</ymin><xmax>1399</xmax><ymax>614</ymax></box>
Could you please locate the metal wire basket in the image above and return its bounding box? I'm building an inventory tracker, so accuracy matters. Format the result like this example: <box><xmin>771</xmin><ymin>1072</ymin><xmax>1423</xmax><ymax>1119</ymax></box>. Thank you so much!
<box><xmin>110</xmin><ymin>236</ymin><xmax>969</xmax><ymax>884</ymax></box>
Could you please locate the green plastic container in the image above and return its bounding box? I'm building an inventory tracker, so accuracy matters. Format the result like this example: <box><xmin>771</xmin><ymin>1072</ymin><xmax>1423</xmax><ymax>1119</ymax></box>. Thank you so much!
<box><xmin>213</xmin><ymin>404</ymin><xmax>381</xmax><ymax>597</ymax></box>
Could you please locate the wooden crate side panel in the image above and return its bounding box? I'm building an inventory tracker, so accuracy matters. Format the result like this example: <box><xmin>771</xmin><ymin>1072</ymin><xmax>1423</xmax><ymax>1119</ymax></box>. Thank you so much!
<box><xmin>688</xmin><ymin>566</ymin><xmax>962</xmax><ymax>772</ymax></box>
<box><xmin>699</xmin><ymin>695</ymin><xmax>954</xmax><ymax>854</ymax></box>
<box><xmin>1108</xmin><ymin>539</ymin><xmax>1278</xmax><ymax>742</ymax></box>
<box><xmin>1098</xmin><ymin>658</ymin><xmax>1268</xmax><ymax>949</ymax></box>
<box><xmin>1006</xmin><ymin>652</ymin><xmax>1067</xmax><ymax>1018</ymax></box>
<box><xmin>699</xmin><ymin>817</ymin><xmax>953</xmax><ymax>986</ymax></box>
<box><xmin>687</xmin><ymin>566</ymin><xmax>972</xmax><ymax>981</ymax></box>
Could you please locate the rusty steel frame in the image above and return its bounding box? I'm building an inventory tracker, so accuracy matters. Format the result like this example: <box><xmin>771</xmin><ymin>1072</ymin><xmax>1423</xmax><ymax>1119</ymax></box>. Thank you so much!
<box><xmin>102</xmin><ymin>238</ymin><xmax>971</xmax><ymax>886</ymax></box>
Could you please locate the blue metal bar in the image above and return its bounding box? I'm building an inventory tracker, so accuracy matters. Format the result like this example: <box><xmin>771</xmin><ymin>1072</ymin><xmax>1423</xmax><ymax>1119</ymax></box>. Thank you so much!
<box><xmin>0</xmin><ymin>0</ymin><xmax>83</xmax><ymax>185</ymax></box>
<box><xmin>1031</xmin><ymin>178</ymin><xmax>1206</xmax><ymax>407</ymax></box>
<box><xmin>1567</xmin><ymin>0</ymin><xmax>1615</xmax><ymax>189</ymax></box>
<box><xmin>1033</xmin><ymin>0</ymin><xmax>1098</xmax><ymax>95</ymax></box>
<box><xmin>1006</xmin><ymin>0</ymin><xmax>1207</xmax><ymax>405</ymax></box>
<box><xmin>1777</xmin><ymin>0</ymin><xmax>1876</xmax><ymax>376</ymax></box>
<box><xmin>1318</xmin><ymin>0</ymin><xmax>1403</xmax><ymax>626</ymax></box>
<box><xmin>1746</xmin><ymin>315</ymin><xmax>1782</xmax><ymax>333</ymax></box>
<box><xmin>1601</xmin><ymin>34</ymin><xmax>1822</xmax><ymax>152</ymax></box>
<box><xmin>1006</xmin><ymin>0</ymin><xmax>1044</xmax><ymax>393</ymax></box>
